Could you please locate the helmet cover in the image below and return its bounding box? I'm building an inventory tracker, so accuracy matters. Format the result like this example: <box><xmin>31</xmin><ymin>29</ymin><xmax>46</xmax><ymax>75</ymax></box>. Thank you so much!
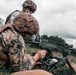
<box><xmin>13</xmin><ymin>13</ymin><xmax>39</xmax><ymax>35</ymax></box>
<box><xmin>22</xmin><ymin>0</ymin><xmax>37</xmax><ymax>13</ymax></box>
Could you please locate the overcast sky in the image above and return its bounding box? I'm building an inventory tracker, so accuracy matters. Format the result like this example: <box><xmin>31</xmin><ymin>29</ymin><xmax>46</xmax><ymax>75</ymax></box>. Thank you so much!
<box><xmin>0</xmin><ymin>0</ymin><xmax>76</xmax><ymax>48</ymax></box>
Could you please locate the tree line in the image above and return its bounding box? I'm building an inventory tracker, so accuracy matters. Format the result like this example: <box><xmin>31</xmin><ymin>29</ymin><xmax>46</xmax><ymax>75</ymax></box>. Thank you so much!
<box><xmin>0</xmin><ymin>17</ymin><xmax>76</xmax><ymax>55</ymax></box>
<box><xmin>40</xmin><ymin>34</ymin><xmax>76</xmax><ymax>55</ymax></box>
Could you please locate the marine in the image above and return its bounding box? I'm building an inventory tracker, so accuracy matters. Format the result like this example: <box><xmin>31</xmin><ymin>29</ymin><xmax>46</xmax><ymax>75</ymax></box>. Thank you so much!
<box><xmin>0</xmin><ymin>13</ymin><xmax>47</xmax><ymax>74</ymax></box>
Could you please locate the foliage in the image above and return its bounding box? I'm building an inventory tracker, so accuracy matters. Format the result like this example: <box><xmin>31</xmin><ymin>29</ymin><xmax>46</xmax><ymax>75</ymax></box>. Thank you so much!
<box><xmin>0</xmin><ymin>18</ymin><xmax>4</xmax><ymax>26</ymax></box>
<box><xmin>41</xmin><ymin>34</ymin><xmax>66</xmax><ymax>44</ymax></box>
<box><xmin>40</xmin><ymin>34</ymin><xmax>76</xmax><ymax>54</ymax></box>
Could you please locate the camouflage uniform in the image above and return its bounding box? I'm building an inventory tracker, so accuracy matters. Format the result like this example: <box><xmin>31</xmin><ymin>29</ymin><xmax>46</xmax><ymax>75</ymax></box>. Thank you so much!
<box><xmin>0</xmin><ymin>27</ymin><xmax>35</xmax><ymax>72</ymax></box>
<box><xmin>0</xmin><ymin>13</ymin><xmax>39</xmax><ymax>73</ymax></box>
<box><xmin>5</xmin><ymin>10</ymin><xmax>20</xmax><ymax>24</ymax></box>
<box><xmin>5</xmin><ymin>0</ymin><xmax>39</xmax><ymax>41</ymax></box>
<box><xmin>5</xmin><ymin>0</ymin><xmax>37</xmax><ymax>24</ymax></box>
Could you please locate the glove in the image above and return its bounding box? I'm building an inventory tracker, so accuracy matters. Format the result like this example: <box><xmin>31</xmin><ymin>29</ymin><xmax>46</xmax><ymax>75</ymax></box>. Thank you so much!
<box><xmin>37</xmin><ymin>50</ymin><xmax>47</xmax><ymax>59</ymax></box>
<box><xmin>0</xmin><ymin>53</ymin><xmax>7</xmax><ymax>61</ymax></box>
<box><xmin>52</xmin><ymin>58</ymin><xmax>58</xmax><ymax>62</ymax></box>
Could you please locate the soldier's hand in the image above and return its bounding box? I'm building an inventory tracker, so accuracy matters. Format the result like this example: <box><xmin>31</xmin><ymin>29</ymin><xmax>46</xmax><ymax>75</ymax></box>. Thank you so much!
<box><xmin>65</xmin><ymin>62</ymin><xmax>76</xmax><ymax>72</ymax></box>
<box><xmin>52</xmin><ymin>58</ymin><xmax>58</xmax><ymax>62</ymax></box>
<box><xmin>37</xmin><ymin>50</ymin><xmax>47</xmax><ymax>59</ymax></box>
<box><xmin>0</xmin><ymin>53</ymin><xmax>7</xmax><ymax>61</ymax></box>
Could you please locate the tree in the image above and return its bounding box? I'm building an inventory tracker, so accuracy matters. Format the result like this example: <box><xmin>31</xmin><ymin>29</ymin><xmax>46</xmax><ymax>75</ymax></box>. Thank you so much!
<box><xmin>48</xmin><ymin>35</ymin><xmax>65</xmax><ymax>44</ymax></box>
<box><xmin>41</xmin><ymin>34</ymin><xmax>65</xmax><ymax>44</ymax></box>
<box><xmin>0</xmin><ymin>18</ymin><xmax>4</xmax><ymax>27</ymax></box>
<box><xmin>40</xmin><ymin>34</ymin><xmax>73</xmax><ymax>48</ymax></box>
<box><xmin>41</xmin><ymin>34</ymin><xmax>48</xmax><ymax>40</ymax></box>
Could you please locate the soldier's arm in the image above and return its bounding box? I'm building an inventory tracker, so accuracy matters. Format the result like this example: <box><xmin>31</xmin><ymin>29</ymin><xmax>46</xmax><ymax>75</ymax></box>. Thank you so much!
<box><xmin>8</xmin><ymin>34</ymin><xmax>38</xmax><ymax>72</ymax></box>
<box><xmin>0</xmin><ymin>34</ymin><xmax>8</xmax><ymax>61</ymax></box>
<box><xmin>65</xmin><ymin>62</ymin><xmax>76</xmax><ymax>72</ymax></box>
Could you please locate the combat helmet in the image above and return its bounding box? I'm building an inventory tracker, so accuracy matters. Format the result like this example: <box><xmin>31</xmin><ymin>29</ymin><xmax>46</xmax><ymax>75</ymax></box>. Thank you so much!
<box><xmin>13</xmin><ymin>13</ymin><xmax>39</xmax><ymax>36</ymax></box>
<box><xmin>22</xmin><ymin>0</ymin><xmax>37</xmax><ymax>13</ymax></box>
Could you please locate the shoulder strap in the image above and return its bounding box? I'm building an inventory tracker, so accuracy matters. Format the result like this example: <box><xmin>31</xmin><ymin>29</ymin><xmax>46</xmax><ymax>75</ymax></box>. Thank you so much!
<box><xmin>5</xmin><ymin>10</ymin><xmax>21</xmax><ymax>24</ymax></box>
<box><xmin>0</xmin><ymin>24</ymin><xmax>14</xmax><ymax>33</ymax></box>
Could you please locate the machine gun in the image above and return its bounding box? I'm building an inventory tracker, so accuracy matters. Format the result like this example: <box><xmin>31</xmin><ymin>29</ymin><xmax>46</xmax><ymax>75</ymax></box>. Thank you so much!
<box><xmin>24</xmin><ymin>37</ymin><xmax>76</xmax><ymax>75</ymax></box>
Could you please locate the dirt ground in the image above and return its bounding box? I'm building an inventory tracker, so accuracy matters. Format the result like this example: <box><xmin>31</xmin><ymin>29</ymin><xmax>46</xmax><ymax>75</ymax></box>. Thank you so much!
<box><xmin>27</xmin><ymin>47</ymin><xmax>76</xmax><ymax>63</ymax></box>
<box><xmin>52</xmin><ymin>51</ymin><xmax>76</xmax><ymax>63</ymax></box>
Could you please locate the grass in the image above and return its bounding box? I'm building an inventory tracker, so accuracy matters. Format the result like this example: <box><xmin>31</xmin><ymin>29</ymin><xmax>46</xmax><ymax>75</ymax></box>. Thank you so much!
<box><xmin>0</xmin><ymin>47</ymin><xmax>76</xmax><ymax>75</ymax></box>
<box><xmin>26</xmin><ymin>47</ymin><xmax>76</xmax><ymax>64</ymax></box>
<box><xmin>26</xmin><ymin>47</ymin><xmax>39</xmax><ymax>55</ymax></box>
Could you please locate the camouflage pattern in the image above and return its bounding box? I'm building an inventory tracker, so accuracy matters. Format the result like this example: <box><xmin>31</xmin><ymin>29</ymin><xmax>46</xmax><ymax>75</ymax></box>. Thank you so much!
<box><xmin>5</xmin><ymin>0</ymin><xmax>39</xmax><ymax>41</ymax></box>
<box><xmin>13</xmin><ymin>13</ymin><xmax>39</xmax><ymax>36</ymax></box>
<box><xmin>0</xmin><ymin>25</ymin><xmax>35</xmax><ymax>72</ymax></box>
<box><xmin>5</xmin><ymin>0</ymin><xmax>37</xmax><ymax>24</ymax></box>
<box><xmin>22</xmin><ymin>0</ymin><xmax>37</xmax><ymax>13</ymax></box>
<box><xmin>5</xmin><ymin>10</ymin><xmax>21</xmax><ymax>24</ymax></box>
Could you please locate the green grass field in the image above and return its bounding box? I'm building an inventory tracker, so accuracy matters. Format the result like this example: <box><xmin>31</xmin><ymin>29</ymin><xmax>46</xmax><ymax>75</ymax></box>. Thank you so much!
<box><xmin>27</xmin><ymin>47</ymin><xmax>76</xmax><ymax>63</ymax></box>
<box><xmin>0</xmin><ymin>47</ymin><xmax>76</xmax><ymax>75</ymax></box>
